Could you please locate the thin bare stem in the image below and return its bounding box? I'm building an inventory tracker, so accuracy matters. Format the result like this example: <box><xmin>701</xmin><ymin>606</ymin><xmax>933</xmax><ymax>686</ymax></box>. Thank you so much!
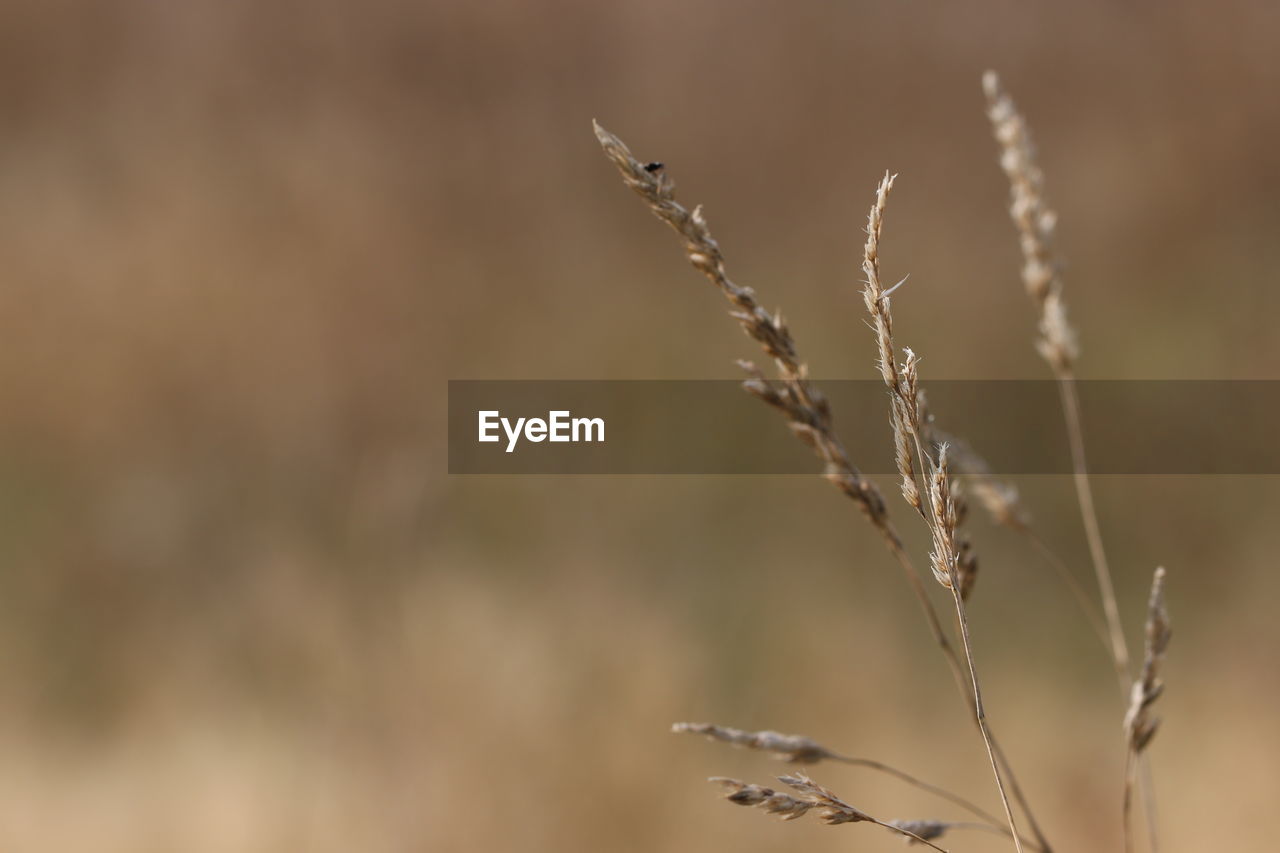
<box><xmin>883</xmin><ymin>526</ymin><xmax>1049</xmax><ymax>853</ymax></box>
<box><xmin>882</xmin><ymin>525</ymin><xmax>969</xmax><ymax>694</ymax></box>
<box><xmin>987</xmin><ymin>731</ymin><xmax>1051</xmax><ymax>853</ymax></box>
<box><xmin>1019</xmin><ymin>524</ymin><xmax>1113</xmax><ymax>656</ymax></box>
<box><xmin>837</xmin><ymin>755</ymin><xmax>1008</xmax><ymax>835</ymax></box>
<box><xmin>1140</xmin><ymin>756</ymin><xmax>1160</xmax><ymax>851</ymax></box>
<box><xmin>1123</xmin><ymin>750</ymin><xmax>1139</xmax><ymax>853</ymax></box>
<box><xmin>1058</xmin><ymin>371</ymin><xmax>1132</xmax><ymax>695</ymax></box>
<box><xmin>949</xmin><ymin>568</ymin><xmax>1025</xmax><ymax>853</ymax></box>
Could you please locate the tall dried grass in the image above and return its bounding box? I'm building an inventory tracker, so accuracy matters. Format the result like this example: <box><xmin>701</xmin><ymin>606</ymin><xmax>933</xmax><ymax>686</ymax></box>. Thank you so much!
<box><xmin>594</xmin><ymin>72</ymin><xmax>1171</xmax><ymax>853</ymax></box>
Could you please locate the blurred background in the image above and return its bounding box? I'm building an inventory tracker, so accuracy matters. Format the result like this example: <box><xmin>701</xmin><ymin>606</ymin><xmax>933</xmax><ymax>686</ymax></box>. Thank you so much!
<box><xmin>0</xmin><ymin>0</ymin><xmax>1277</xmax><ymax>849</ymax></box>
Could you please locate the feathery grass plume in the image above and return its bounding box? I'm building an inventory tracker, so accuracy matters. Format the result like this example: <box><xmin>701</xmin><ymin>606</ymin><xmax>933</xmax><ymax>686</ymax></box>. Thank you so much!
<box><xmin>983</xmin><ymin>71</ymin><xmax>1132</xmax><ymax>695</ymax></box>
<box><xmin>593</xmin><ymin>120</ymin><xmax>886</xmax><ymax>526</ymax></box>
<box><xmin>913</xmin><ymin>393</ymin><xmax>980</xmax><ymax>602</ymax></box>
<box><xmin>675</xmin><ymin>721</ymin><xmax>1037</xmax><ymax>846</ymax></box>
<box><xmin>862</xmin><ymin>173</ymin><xmax>901</xmax><ymax>389</ymax></box>
<box><xmin>1123</xmin><ymin>568</ymin><xmax>1171</xmax><ymax>853</ymax></box>
<box><xmin>861</xmin><ymin>173</ymin><xmax>922</xmax><ymax>515</ymax></box>
<box><xmin>710</xmin><ymin>775</ymin><xmax>950</xmax><ymax>852</ymax></box>
<box><xmin>981</xmin><ymin>72</ymin><xmax>1076</xmax><ymax>372</ymax></box>
<box><xmin>927</xmin><ymin>447</ymin><xmax>962</xmax><ymax>590</ymax></box>
<box><xmin>856</xmin><ymin>176</ymin><xmax>1024</xmax><ymax>850</ymax></box>
<box><xmin>859</xmin><ymin>176</ymin><xmax>981</xmax><ymax>601</ymax></box>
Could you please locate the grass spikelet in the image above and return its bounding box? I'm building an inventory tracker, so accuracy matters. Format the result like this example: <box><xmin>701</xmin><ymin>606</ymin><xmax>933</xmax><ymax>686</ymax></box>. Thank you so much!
<box><xmin>853</xmin><ymin>174</ymin><xmax>1024</xmax><ymax>847</ymax></box>
<box><xmin>672</xmin><ymin>722</ymin><xmax>837</xmax><ymax>764</ymax></box>
<box><xmin>710</xmin><ymin>775</ymin><xmax>952</xmax><ymax>851</ymax></box>
<box><xmin>1123</xmin><ymin>567</ymin><xmax>1171</xmax><ymax>852</ymax></box>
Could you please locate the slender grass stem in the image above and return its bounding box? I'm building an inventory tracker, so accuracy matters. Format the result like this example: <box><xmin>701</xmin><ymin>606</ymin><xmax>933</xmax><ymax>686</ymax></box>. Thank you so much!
<box><xmin>1055</xmin><ymin>369</ymin><xmax>1131</xmax><ymax>694</ymax></box>
<box><xmin>948</xmin><ymin>583</ymin><xmax>1024</xmax><ymax>853</ymax></box>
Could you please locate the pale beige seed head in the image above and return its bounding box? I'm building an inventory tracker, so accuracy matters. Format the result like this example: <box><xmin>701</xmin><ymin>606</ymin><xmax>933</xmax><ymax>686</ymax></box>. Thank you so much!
<box><xmin>1125</xmin><ymin>567</ymin><xmax>1171</xmax><ymax>752</ymax></box>
<box><xmin>672</xmin><ymin>722</ymin><xmax>836</xmax><ymax>764</ymax></box>
<box><xmin>982</xmin><ymin>73</ymin><xmax>1078</xmax><ymax>373</ymax></box>
<box><xmin>927</xmin><ymin>446</ymin><xmax>960</xmax><ymax>590</ymax></box>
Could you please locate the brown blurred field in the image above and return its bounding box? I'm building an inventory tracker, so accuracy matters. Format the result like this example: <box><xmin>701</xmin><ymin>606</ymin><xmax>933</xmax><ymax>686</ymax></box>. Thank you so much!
<box><xmin>1</xmin><ymin>1</ymin><xmax>1278</xmax><ymax>850</ymax></box>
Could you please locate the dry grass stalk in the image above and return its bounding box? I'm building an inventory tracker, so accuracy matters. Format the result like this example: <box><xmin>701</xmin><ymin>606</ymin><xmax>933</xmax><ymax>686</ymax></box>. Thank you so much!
<box><xmin>986</xmin><ymin>71</ymin><xmax>1173</xmax><ymax>851</ymax></box>
<box><xmin>983</xmin><ymin>71</ymin><xmax>1132</xmax><ymax>694</ymax></box>
<box><xmin>1123</xmin><ymin>567</ymin><xmax>1171</xmax><ymax>853</ymax></box>
<box><xmin>673</xmin><ymin>720</ymin><xmax>1034</xmax><ymax>844</ymax></box>
<box><xmin>711</xmin><ymin>774</ymin><xmax>950</xmax><ymax>852</ymax></box>
<box><xmin>592</xmin><ymin>120</ymin><xmax>887</xmax><ymax>527</ymax></box>
<box><xmin>929</xmin><ymin>447</ymin><xmax>1024</xmax><ymax>853</ymax></box>
<box><xmin>859</xmin><ymin>178</ymin><xmax>1038</xmax><ymax>853</ymax></box>
<box><xmin>862</xmin><ymin>174</ymin><xmax>921</xmax><ymax>511</ymax></box>
<box><xmin>981</xmin><ymin>73</ymin><xmax>1184</xmax><ymax>853</ymax></box>
<box><xmin>861</xmin><ymin>174</ymin><xmax>917</xmax><ymax>509</ymax></box>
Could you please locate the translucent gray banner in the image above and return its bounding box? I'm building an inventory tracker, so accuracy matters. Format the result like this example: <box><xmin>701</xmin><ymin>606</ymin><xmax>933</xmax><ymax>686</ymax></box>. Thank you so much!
<box><xmin>448</xmin><ymin>380</ymin><xmax>1279</xmax><ymax>474</ymax></box>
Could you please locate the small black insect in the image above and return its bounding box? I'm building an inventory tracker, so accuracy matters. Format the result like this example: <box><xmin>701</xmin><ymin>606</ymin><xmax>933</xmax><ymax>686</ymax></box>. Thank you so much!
<box><xmin>643</xmin><ymin>161</ymin><xmax>664</xmax><ymax>173</ymax></box>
